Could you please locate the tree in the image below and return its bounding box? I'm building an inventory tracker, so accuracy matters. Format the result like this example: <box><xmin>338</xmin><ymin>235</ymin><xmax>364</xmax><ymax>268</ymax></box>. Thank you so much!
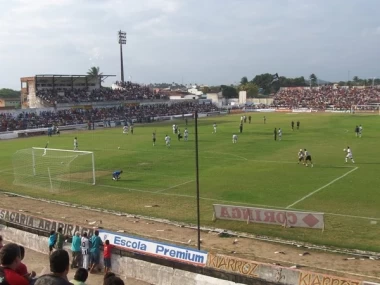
<box><xmin>240</xmin><ymin>76</ymin><xmax>248</xmax><ymax>85</ymax></box>
<box><xmin>0</xmin><ymin>88</ymin><xmax>20</xmax><ymax>98</ymax></box>
<box><xmin>87</xmin><ymin>66</ymin><xmax>103</xmax><ymax>85</ymax></box>
<box><xmin>238</xmin><ymin>82</ymin><xmax>259</xmax><ymax>98</ymax></box>
<box><xmin>353</xmin><ymin>76</ymin><xmax>359</xmax><ymax>85</ymax></box>
<box><xmin>309</xmin><ymin>74</ymin><xmax>317</xmax><ymax>86</ymax></box>
<box><xmin>221</xmin><ymin>85</ymin><xmax>238</xmax><ymax>98</ymax></box>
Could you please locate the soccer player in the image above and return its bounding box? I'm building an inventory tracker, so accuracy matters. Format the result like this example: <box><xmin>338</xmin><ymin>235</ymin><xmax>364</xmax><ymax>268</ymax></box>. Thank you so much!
<box><xmin>56</xmin><ymin>126</ymin><xmax>60</xmax><ymax>136</ymax></box>
<box><xmin>184</xmin><ymin>128</ymin><xmax>189</xmax><ymax>141</ymax></box>
<box><xmin>74</xmin><ymin>137</ymin><xmax>78</xmax><ymax>151</ymax></box>
<box><xmin>297</xmin><ymin>121</ymin><xmax>300</xmax><ymax>130</ymax></box>
<box><xmin>355</xmin><ymin>125</ymin><xmax>359</xmax><ymax>137</ymax></box>
<box><xmin>152</xmin><ymin>132</ymin><xmax>156</xmax><ymax>146</ymax></box>
<box><xmin>298</xmin><ymin>149</ymin><xmax>304</xmax><ymax>164</ymax></box>
<box><xmin>239</xmin><ymin>123</ymin><xmax>243</xmax><ymax>133</ymax></box>
<box><xmin>248</xmin><ymin>115</ymin><xmax>251</xmax><ymax>124</ymax></box>
<box><xmin>263</xmin><ymin>116</ymin><xmax>266</xmax><ymax>124</ymax></box>
<box><xmin>112</xmin><ymin>170</ymin><xmax>123</xmax><ymax>181</ymax></box>
<box><xmin>274</xmin><ymin>128</ymin><xmax>277</xmax><ymax>141</ymax></box>
<box><xmin>42</xmin><ymin>141</ymin><xmax>49</xmax><ymax>156</ymax></box>
<box><xmin>278</xmin><ymin>128</ymin><xmax>282</xmax><ymax>141</ymax></box>
<box><xmin>359</xmin><ymin>125</ymin><xmax>363</xmax><ymax>138</ymax></box>
<box><xmin>177</xmin><ymin>131</ymin><xmax>182</xmax><ymax>141</ymax></box>
<box><xmin>345</xmin><ymin>147</ymin><xmax>355</xmax><ymax>163</ymax></box>
<box><xmin>123</xmin><ymin>125</ymin><xmax>129</xmax><ymax>134</ymax></box>
<box><xmin>172</xmin><ymin>124</ymin><xmax>176</xmax><ymax>134</ymax></box>
<box><xmin>81</xmin><ymin>232</ymin><xmax>90</xmax><ymax>270</ymax></box>
<box><xmin>165</xmin><ymin>135</ymin><xmax>171</xmax><ymax>148</ymax></box>
<box><xmin>291</xmin><ymin>121</ymin><xmax>294</xmax><ymax>131</ymax></box>
<box><xmin>213</xmin><ymin>123</ymin><xmax>217</xmax><ymax>133</ymax></box>
<box><xmin>232</xmin><ymin>134</ymin><xmax>238</xmax><ymax>144</ymax></box>
<box><xmin>304</xmin><ymin>149</ymin><xmax>313</xmax><ymax>167</ymax></box>
<box><xmin>130</xmin><ymin>125</ymin><xmax>134</xmax><ymax>135</ymax></box>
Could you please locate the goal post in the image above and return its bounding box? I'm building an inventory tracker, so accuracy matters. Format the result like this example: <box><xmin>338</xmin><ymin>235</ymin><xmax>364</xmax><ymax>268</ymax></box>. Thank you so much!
<box><xmin>351</xmin><ymin>104</ymin><xmax>380</xmax><ymax>115</ymax></box>
<box><xmin>12</xmin><ymin>148</ymin><xmax>96</xmax><ymax>193</ymax></box>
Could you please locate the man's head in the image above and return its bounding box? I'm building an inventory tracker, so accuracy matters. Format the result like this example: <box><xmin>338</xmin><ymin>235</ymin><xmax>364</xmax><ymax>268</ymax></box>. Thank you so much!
<box><xmin>94</xmin><ymin>230</ymin><xmax>99</xmax><ymax>236</ymax></box>
<box><xmin>49</xmin><ymin>249</ymin><xmax>70</xmax><ymax>276</ymax></box>
<box><xmin>57</xmin><ymin>227</ymin><xmax>62</xmax><ymax>233</ymax></box>
<box><xmin>0</xmin><ymin>243</ymin><xmax>21</xmax><ymax>269</ymax></box>
<box><xmin>105</xmin><ymin>240</ymin><xmax>110</xmax><ymax>245</ymax></box>
<box><xmin>75</xmin><ymin>231</ymin><xmax>80</xmax><ymax>237</ymax></box>
<box><xmin>50</xmin><ymin>230</ymin><xmax>55</xmax><ymax>236</ymax></box>
<box><xmin>104</xmin><ymin>276</ymin><xmax>125</xmax><ymax>285</ymax></box>
<box><xmin>74</xmin><ymin>268</ymin><xmax>88</xmax><ymax>282</ymax></box>
<box><xmin>83</xmin><ymin>232</ymin><xmax>87</xmax><ymax>237</ymax></box>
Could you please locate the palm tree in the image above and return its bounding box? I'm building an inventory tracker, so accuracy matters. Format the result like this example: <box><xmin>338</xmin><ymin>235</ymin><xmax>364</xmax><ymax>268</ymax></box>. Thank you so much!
<box><xmin>87</xmin><ymin>66</ymin><xmax>103</xmax><ymax>85</ymax></box>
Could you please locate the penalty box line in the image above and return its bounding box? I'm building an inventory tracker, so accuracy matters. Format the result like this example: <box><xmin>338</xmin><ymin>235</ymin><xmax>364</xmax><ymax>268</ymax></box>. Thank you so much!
<box><xmin>155</xmin><ymin>180</ymin><xmax>195</xmax><ymax>193</ymax></box>
<box><xmin>286</xmin><ymin>166</ymin><xmax>359</xmax><ymax>209</ymax></box>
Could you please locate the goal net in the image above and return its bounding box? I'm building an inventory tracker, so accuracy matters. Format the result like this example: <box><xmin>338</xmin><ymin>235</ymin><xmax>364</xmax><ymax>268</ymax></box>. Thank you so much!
<box><xmin>12</xmin><ymin>148</ymin><xmax>95</xmax><ymax>193</ymax></box>
<box><xmin>351</xmin><ymin>104</ymin><xmax>380</xmax><ymax>114</ymax></box>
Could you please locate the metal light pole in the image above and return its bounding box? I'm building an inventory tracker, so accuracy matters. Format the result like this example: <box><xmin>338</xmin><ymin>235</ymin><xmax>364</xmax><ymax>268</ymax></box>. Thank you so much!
<box><xmin>194</xmin><ymin>110</ymin><xmax>201</xmax><ymax>250</ymax></box>
<box><xmin>118</xmin><ymin>30</ymin><xmax>126</xmax><ymax>82</ymax></box>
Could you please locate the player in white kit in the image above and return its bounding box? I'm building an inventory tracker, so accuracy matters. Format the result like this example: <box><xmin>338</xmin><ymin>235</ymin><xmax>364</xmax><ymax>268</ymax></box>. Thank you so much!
<box><xmin>165</xmin><ymin>135</ymin><xmax>171</xmax><ymax>148</ymax></box>
<box><xmin>344</xmin><ymin>147</ymin><xmax>355</xmax><ymax>163</ymax></box>
<box><xmin>232</xmin><ymin>134</ymin><xmax>238</xmax><ymax>144</ymax></box>
<box><xmin>123</xmin><ymin>125</ymin><xmax>129</xmax><ymax>134</ymax></box>
<box><xmin>74</xmin><ymin>137</ymin><xmax>78</xmax><ymax>150</ymax></box>
<box><xmin>81</xmin><ymin>232</ymin><xmax>90</xmax><ymax>270</ymax></box>
<box><xmin>213</xmin><ymin>123</ymin><xmax>217</xmax><ymax>133</ymax></box>
<box><xmin>172</xmin><ymin>124</ymin><xmax>176</xmax><ymax>134</ymax></box>
<box><xmin>358</xmin><ymin>125</ymin><xmax>363</xmax><ymax>138</ymax></box>
<box><xmin>278</xmin><ymin>128</ymin><xmax>282</xmax><ymax>141</ymax></box>
<box><xmin>184</xmin><ymin>128</ymin><xmax>189</xmax><ymax>141</ymax></box>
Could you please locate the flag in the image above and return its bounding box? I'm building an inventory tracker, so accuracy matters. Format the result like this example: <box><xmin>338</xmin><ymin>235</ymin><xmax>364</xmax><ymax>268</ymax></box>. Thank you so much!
<box><xmin>271</xmin><ymin>73</ymin><xmax>279</xmax><ymax>84</ymax></box>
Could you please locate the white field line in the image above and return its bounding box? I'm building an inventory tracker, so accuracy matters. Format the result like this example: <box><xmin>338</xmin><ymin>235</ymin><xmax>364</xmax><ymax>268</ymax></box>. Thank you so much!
<box><xmin>155</xmin><ymin>180</ymin><xmax>195</xmax><ymax>193</ymax></box>
<box><xmin>4</xmin><ymin>166</ymin><xmax>380</xmax><ymax>221</ymax></box>
<box><xmin>286</xmin><ymin>167</ymin><xmax>359</xmax><ymax>209</ymax></box>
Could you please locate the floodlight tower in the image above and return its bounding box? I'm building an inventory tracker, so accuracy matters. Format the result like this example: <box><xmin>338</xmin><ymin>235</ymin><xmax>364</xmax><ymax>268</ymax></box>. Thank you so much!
<box><xmin>118</xmin><ymin>30</ymin><xmax>127</xmax><ymax>82</ymax></box>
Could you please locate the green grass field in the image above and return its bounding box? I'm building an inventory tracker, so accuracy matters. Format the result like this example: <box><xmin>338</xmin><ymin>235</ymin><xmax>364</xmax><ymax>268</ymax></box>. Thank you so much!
<box><xmin>1</xmin><ymin>112</ymin><xmax>380</xmax><ymax>251</ymax></box>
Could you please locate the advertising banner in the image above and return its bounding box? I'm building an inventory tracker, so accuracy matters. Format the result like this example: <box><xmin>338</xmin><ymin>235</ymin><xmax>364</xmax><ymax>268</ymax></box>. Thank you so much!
<box><xmin>98</xmin><ymin>229</ymin><xmax>208</xmax><ymax>267</ymax></box>
<box><xmin>213</xmin><ymin>204</ymin><xmax>324</xmax><ymax>229</ymax></box>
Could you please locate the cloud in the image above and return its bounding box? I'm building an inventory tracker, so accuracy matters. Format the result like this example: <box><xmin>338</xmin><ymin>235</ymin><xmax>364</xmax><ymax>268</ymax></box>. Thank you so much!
<box><xmin>0</xmin><ymin>0</ymin><xmax>380</xmax><ymax>89</ymax></box>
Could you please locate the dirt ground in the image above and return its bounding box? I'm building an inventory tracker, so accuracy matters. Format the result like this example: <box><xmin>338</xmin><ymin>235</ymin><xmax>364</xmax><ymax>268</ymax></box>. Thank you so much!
<box><xmin>1</xmin><ymin>193</ymin><xmax>379</xmax><ymax>282</ymax></box>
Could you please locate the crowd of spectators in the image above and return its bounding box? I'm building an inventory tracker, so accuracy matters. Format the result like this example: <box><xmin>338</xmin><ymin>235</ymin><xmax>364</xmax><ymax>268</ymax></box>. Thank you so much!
<box><xmin>36</xmin><ymin>81</ymin><xmax>168</xmax><ymax>104</ymax></box>
<box><xmin>0</xmin><ymin>102</ymin><xmax>218</xmax><ymax>132</ymax></box>
<box><xmin>272</xmin><ymin>86</ymin><xmax>380</xmax><ymax>110</ymax></box>
<box><xmin>0</xmin><ymin>235</ymin><xmax>124</xmax><ymax>284</ymax></box>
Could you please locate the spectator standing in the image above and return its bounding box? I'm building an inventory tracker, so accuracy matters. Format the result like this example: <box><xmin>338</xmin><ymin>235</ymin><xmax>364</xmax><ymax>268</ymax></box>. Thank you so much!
<box><xmin>70</xmin><ymin>268</ymin><xmax>88</xmax><ymax>285</ymax></box>
<box><xmin>48</xmin><ymin>230</ymin><xmax>56</xmax><ymax>256</ymax></box>
<box><xmin>0</xmin><ymin>243</ymin><xmax>29</xmax><ymax>285</ymax></box>
<box><xmin>56</xmin><ymin>227</ymin><xmax>65</xmax><ymax>250</ymax></box>
<box><xmin>35</xmin><ymin>249</ymin><xmax>72</xmax><ymax>285</ymax></box>
<box><xmin>81</xmin><ymin>233</ymin><xmax>90</xmax><ymax>271</ymax></box>
<box><xmin>103</xmin><ymin>240</ymin><xmax>113</xmax><ymax>274</ymax></box>
<box><xmin>89</xmin><ymin>230</ymin><xmax>103</xmax><ymax>273</ymax></box>
<box><xmin>71</xmin><ymin>232</ymin><xmax>82</xmax><ymax>269</ymax></box>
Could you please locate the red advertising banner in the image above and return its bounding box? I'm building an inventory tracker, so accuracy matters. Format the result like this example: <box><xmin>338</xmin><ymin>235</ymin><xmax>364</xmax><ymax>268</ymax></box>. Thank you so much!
<box><xmin>213</xmin><ymin>204</ymin><xmax>324</xmax><ymax>230</ymax></box>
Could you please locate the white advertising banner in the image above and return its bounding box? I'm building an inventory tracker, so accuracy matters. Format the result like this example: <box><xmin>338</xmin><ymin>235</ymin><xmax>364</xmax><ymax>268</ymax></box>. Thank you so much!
<box><xmin>213</xmin><ymin>204</ymin><xmax>324</xmax><ymax>230</ymax></box>
<box><xmin>98</xmin><ymin>229</ymin><xmax>208</xmax><ymax>266</ymax></box>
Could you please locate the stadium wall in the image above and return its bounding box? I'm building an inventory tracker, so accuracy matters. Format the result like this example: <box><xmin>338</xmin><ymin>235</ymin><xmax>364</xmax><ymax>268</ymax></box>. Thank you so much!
<box><xmin>1</xmin><ymin>207</ymin><xmax>378</xmax><ymax>285</ymax></box>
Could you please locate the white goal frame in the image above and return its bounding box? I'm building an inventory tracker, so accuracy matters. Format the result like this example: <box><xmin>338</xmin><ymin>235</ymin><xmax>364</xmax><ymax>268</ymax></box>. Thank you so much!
<box><xmin>351</xmin><ymin>104</ymin><xmax>380</xmax><ymax>115</ymax></box>
<box><xmin>31</xmin><ymin>147</ymin><xmax>96</xmax><ymax>185</ymax></box>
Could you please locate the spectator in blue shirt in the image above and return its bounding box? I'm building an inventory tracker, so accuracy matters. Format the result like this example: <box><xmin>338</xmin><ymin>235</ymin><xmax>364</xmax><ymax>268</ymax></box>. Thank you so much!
<box><xmin>89</xmin><ymin>230</ymin><xmax>103</xmax><ymax>273</ymax></box>
<box><xmin>48</xmin><ymin>230</ymin><xmax>56</xmax><ymax>256</ymax></box>
<box><xmin>71</xmin><ymin>231</ymin><xmax>82</xmax><ymax>269</ymax></box>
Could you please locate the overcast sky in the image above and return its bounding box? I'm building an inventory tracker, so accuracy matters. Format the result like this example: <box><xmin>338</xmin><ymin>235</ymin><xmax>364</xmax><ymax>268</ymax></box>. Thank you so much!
<box><xmin>1</xmin><ymin>0</ymin><xmax>380</xmax><ymax>89</ymax></box>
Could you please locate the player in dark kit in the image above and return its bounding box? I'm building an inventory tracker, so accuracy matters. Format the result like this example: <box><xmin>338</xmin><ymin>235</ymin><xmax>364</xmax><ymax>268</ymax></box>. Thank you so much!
<box><xmin>152</xmin><ymin>132</ymin><xmax>156</xmax><ymax>146</ymax></box>
<box><xmin>112</xmin><ymin>170</ymin><xmax>123</xmax><ymax>181</ymax></box>
<box><xmin>291</xmin><ymin>121</ymin><xmax>294</xmax><ymax>131</ymax></box>
<box><xmin>248</xmin><ymin>115</ymin><xmax>251</xmax><ymax>124</ymax></box>
<box><xmin>274</xmin><ymin>128</ymin><xmax>277</xmax><ymax>141</ymax></box>
<box><xmin>297</xmin><ymin>121</ymin><xmax>300</xmax><ymax>130</ymax></box>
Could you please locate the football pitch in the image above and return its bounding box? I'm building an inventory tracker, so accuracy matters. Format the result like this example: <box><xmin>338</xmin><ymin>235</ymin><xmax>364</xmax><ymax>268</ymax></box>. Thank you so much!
<box><xmin>0</xmin><ymin>112</ymin><xmax>380</xmax><ymax>252</ymax></box>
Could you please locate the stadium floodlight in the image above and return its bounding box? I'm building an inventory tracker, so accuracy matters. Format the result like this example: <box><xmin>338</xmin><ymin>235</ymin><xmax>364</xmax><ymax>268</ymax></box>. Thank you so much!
<box><xmin>118</xmin><ymin>30</ymin><xmax>127</xmax><ymax>82</ymax></box>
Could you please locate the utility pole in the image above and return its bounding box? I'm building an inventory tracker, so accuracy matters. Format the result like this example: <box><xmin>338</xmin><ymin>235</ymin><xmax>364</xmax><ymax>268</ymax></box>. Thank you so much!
<box><xmin>118</xmin><ymin>30</ymin><xmax>127</xmax><ymax>82</ymax></box>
